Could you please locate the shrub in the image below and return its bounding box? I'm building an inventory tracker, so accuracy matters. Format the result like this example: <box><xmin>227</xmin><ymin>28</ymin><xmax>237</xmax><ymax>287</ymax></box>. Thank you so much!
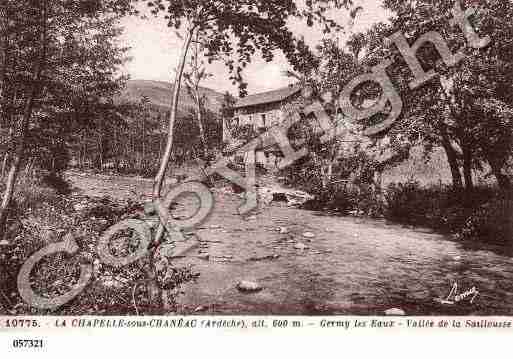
<box><xmin>41</xmin><ymin>172</ymin><xmax>72</xmax><ymax>195</ymax></box>
<box><xmin>384</xmin><ymin>181</ymin><xmax>513</xmax><ymax>244</ymax></box>
<box><xmin>12</xmin><ymin>179</ymin><xmax>62</xmax><ymax>215</ymax></box>
<box><xmin>385</xmin><ymin>182</ymin><xmax>424</xmax><ymax>223</ymax></box>
<box><xmin>456</xmin><ymin>194</ymin><xmax>513</xmax><ymax>244</ymax></box>
<box><xmin>384</xmin><ymin>182</ymin><xmax>463</xmax><ymax>226</ymax></box>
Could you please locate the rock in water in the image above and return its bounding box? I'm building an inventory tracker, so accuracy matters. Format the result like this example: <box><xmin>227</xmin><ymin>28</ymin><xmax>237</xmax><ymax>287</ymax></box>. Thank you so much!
<box><xmin>237</xmin><ymin>280</ymin><xmax>263</xmax><ymax>293</ymax></box>
<box><xmin>248</xmin><ymin>254</ymin><xmax>280</xmax><ymax>262</ymax></box>
<box><xmin>385</xmin><ymin>308</ymin><xmax>405</xmax><ymax>316</ymax></box>
<box><xmin>294</xmin><ymin>243</ymin><xmax>308</xmax><ymax>250</ymax></box>
<box><xmin>197</xmin><ymin>253</ymin><xmax>210</xmax><ymax>261</ymax></box>
<box><xmin>278</xmin><ymin>227</ymin><xmax>289</xmax><ymax>234</ymax></box>
<box><xmin>144</xmin><ymin>202</ymin><xmax>156</xmax><ymax>216</ymax></box>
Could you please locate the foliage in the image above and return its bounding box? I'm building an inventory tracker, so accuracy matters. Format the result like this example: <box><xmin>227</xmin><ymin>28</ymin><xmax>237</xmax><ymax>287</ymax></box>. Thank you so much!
<box><xmin>377</xmin><ymin>0</ymin><xmax>513</xmax><ymax>190</ymax></box>
<box><xmin>290</xmin><ymin>0</ymin><xmax>513</xmax><ymax>195</ymax></box>
<box><xmin>279</xmin><ymin>147</ymin><xmax>385</xmax><ymax>217</ymax></box>
<box><xmin>174</xmin><ymin>106</ymin><xmax>222</xmax><ymax>163</ymax></box>
<box><xmin>383</xmin><ymin>181</ymin><xmax>513</xmax><ymax>244</ymax></box>
<box><xmin>457</xmin><ymin>194</ymin><xmax>513</xmax><ymax>244</ymax></box>
<box><xmin>384</xmin><ymin>181</ymin><xmax>440</xmax><ymax>225</ymax></box>
<box><xmin>0</xmin><ymin>0</ymin><xmax>129</xmax><ymax>238</ymax></box>
<box><xmin>220</xmin><ymin>91</ymin><xmax>236</xmax><ymax>120</ymax></box>
<box><xmin>138</xmin><ymin>0</ymin><xmax>351</xmax><ymax>95</ymax></box>
<box><xmin>0</xmin><ymin>177</ymin><xmax>197</xmax><ymax>315</ymax></box>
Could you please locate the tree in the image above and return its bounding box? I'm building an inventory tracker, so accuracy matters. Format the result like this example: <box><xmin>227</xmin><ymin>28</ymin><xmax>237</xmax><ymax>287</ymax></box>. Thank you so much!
<box><xmin>0</xmin><ymin>0</ymin><xmax>129</xmax><ymax>238</ymax></box>
<box><xmin>117</xmin><ymin>0</ymin><xmax>354</xmax><ymax>311</ymax></box>
<box><xmin>285</xmin><ymin>25</ymin><xmax>411</xmax><ymax>194</ymax></box>
<box><xmin>0</xmin><ymin>0</ymin><xmax>50</xmax><ymax>238</ymax></box>
<box><xmin>380</xmin><ymin>0</ymin><xmax>513</xmax><ymax>191</ymax></box>
<box><xmin>220</xmin><ymin>91</ymin><xmax>236</xmax><ymax>145</ymax></box>
<box><xmin>134</xmin><ymin>0</ymin><xmax>351</xmax><ymax>197</ymax></box>
<box><xmin>183</xmin><ymin>31</ymin><xmax>212</xmax><ymax>160</ymax></box>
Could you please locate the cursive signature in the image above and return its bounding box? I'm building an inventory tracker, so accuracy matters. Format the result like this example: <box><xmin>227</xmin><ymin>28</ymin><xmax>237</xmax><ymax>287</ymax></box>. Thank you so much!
<box><xmin>435</xmin><ymin>282</ymin><xmax>479</xmax><ymax>305</ymax></box>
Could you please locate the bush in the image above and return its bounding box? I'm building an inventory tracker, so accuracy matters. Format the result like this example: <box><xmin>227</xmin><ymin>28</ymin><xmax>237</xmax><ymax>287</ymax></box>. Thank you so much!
<box><xmin>383</xmin><ymin>181</ymin><xmax>513</xmax><ymax>244</ymax></box>
<box><xmin>384</xmin><ymin>181</ymin><xmax>435</xmax><ymax>225</ymax></box>
<box><xmin>12</xmin><ymin>179</ymin><xmax>62</xmax><ymax>215</ymax></box>
<box><xmin>41</xmin><ymin>172</ymin><xmax>72</xmax><ymax>195</ymax></box>
<box><xmin>384</xmin><ymin>182</ymin><xmax>466</xmax><ymax>226</ymax></box>
<box><xmin>295</xmin><ymin>179</ymin><xmax>384</xmax><ymax>217</ymax></box>
<box><xmin>457</xmin><ymin>195</ymin><xmax>513</xmax><ymax>244</ymax></box>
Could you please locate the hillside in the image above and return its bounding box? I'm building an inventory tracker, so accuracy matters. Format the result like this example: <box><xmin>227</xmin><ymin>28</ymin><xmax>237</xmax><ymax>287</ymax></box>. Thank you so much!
<box><xmin>119</xmin><ymin>80</ymin><xmax>225</xmax><ymax>115</ymax></box>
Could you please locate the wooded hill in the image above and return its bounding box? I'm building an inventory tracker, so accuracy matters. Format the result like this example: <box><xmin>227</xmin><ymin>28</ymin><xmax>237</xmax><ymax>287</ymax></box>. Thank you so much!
<box><xmin>68</xmin><ymin>79</ymin><xmax>226</xmax><ymax>175</ymax></box>
<box><xmin>119</xmin><ymin>79</ymin><xmax>224</xmax><ymax>115</ymax></box>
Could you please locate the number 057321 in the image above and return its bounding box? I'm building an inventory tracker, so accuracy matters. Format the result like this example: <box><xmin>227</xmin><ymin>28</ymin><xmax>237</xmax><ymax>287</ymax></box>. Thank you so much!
<box><xmin>12</xmin><ymin>339</ymin><xmax>44</xmax><ymax>349</ymax></box>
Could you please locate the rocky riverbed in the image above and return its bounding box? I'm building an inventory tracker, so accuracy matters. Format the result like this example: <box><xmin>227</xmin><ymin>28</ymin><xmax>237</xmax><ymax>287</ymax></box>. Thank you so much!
<box><xmin>61</xmin><ymin>171</ymin><xmax>513</xmax><ymax>316</ymax></box>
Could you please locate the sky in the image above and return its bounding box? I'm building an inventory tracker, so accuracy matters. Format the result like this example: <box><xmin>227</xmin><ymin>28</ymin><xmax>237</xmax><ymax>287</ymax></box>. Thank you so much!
<box><xmin>119</xmin><ymin>1</ymin><xmax>391</xmax><ymax>95</ymax></box>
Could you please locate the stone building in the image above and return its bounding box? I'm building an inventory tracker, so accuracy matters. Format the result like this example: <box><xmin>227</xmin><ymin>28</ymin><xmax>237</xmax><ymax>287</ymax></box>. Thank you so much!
<box><xmin>232</xmin><ymin>83</ymin><xmax>302</xmax><ymax>132</ymax></box>
<box><xmin>223</xmin><ymin>84</ymin><xmax>302</xmax><ymax>169</ymax></box>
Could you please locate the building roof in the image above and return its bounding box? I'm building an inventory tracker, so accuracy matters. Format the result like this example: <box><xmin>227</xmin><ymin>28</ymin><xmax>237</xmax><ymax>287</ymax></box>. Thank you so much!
<box><xmin>233</xmin><ymin>84</ymin><xmax>302</xmax><ymax>109</ymax></box>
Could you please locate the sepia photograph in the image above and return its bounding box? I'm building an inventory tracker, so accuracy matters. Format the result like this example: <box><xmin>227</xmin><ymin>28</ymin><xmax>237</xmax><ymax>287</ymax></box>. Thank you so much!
<box><xmin>0</xmin><ymin>0</ymin><xmax>512</xmax><ymax>322</ymax></box>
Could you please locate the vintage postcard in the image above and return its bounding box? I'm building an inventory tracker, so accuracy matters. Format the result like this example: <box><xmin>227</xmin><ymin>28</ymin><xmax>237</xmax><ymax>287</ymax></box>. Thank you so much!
<box><xmin>0</xmin><ymin>0</ymin><xmax>512</xmax><ymax>355</ymax></box>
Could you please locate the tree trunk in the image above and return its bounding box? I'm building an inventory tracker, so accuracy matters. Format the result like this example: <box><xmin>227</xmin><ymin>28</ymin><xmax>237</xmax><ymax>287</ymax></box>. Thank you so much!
<box><xmin>320</xmin><ymin>164</ymin><xmax>327</xmax><ymax>189</ymax></box>
<box><xmin>158</xmin><ymin>133</ymin><xmax>163</xmax><ymax>167</ymax></box>
<box><xmin>327</xmin><ymin>162</ymin><xmax>333</xmax><ymax>183</ymax></box>
<box><xmin>462</xmin><ymin>144</ymin><xmax>473</xmax><ymax>192</ymax></box>
<box><xmin>98</xmin><ymin>137</ymin><xmax>104</xmax><ymax>171</ymax></box>
<box><xmin>195</xmin><ymin>96</ymin><xmax>208</xmax><ymax>159</ymax></box>
<box><xmin>440</xmin><ymin>130</ymin><xmax>463</xmax><ymax>191</ymax></box>
<box><xmin>142</xmin><ymin>113</ymin><xmax>146</xmax><ymax>170</ymax></box>
<box><xmin>153</xmin><ymin>27</ymin><xmax>193</xmax><ymax>197</ymax></box>
<box><xmin>149</xmin><ymin>27</ymin><xmax>194</xmax><ymax>312</ymax></box>
<box><xmin>0</xmin><ymin>5</ymin><xmax>11</xmax><ymax>175</ymax></box>
<box><xmin>188</xmin><ymin>32</ymin><xmax>209</xmax><ymax>160</ymax></box>
<box><xmin>438</xmin><ymin>78</ymin><xmax>465</xmax><ymax>192</ymax></box>
<box><xmin>114</xmin><ymin>126</ymin><xmax>119</xmax><ymax>172</ymax></box>
<box><xmin>1</xmin><ymin>152</ymin><xmax>8</xmax><ymax>179</ymax></box>
<box><xmin>1</xmin><ymin>126</ymin><xmax>12</xmax><ymax>178</ymax></box>
<box><xmin>0</xmin><ymin>4</ymin><xmax>8</xmax><ymax>111</ymax></box>
<box><xmin>0</xmin><ymin>84</ymin><xmax>40</xmax><ymax>239</ymax></box>
<box><xmin>488</xmin><ymin>155</ymin><xmax>511</xmax><ymax>190</ymax></box>
<box><xmin>81</xmin><ymin>133</ymin><xmax>86</xmax><ymax>169</ymax></box>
